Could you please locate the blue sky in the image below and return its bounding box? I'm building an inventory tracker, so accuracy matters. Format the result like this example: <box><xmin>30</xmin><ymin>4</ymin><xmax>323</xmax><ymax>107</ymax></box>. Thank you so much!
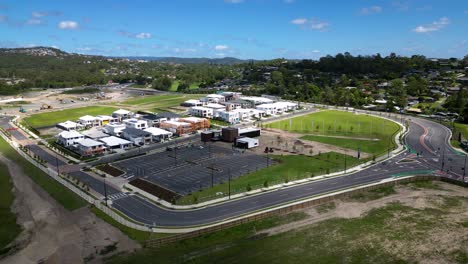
<box><xmin>0</xmin><ymin>0</ymin><xmax>466</xmax><ymax>59</ymax></box>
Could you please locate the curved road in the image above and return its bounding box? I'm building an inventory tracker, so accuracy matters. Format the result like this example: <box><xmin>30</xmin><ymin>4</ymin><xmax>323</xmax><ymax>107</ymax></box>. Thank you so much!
<box><xmin>1</xmin><ymin>113</ymin><xmax>466</xmax><ymax>228</ymax></box>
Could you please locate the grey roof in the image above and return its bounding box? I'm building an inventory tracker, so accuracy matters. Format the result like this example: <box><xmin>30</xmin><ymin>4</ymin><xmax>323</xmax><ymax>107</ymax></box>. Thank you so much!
<box><xmin>141</xmin><ymin>112</ymin><xmax>180</xmax><ymax>121</ymax></box>
<box><xmin>122</xmin><ymin>127</ymin><xmax>152</xmax><ymax>137</ymax></box>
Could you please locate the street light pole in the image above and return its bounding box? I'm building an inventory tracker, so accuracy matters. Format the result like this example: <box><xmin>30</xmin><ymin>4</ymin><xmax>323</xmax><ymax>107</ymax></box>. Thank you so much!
<box><xmin>228</xmin><ymin>168</ymin><xmax>231</xmax><ymax>200</ymax></box>
<box><xmin>103</xmin><ymin>178</ymin><xmax>108</xmax><ymax>206</ymax></box>
<box><xmin>211</xmin><ymin>163</ymin><xmax>214</xmax><ymax>188</ymax></box>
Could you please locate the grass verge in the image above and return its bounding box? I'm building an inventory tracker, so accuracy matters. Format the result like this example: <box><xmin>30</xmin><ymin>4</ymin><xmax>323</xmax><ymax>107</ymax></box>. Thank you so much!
<box><xmin>0</xmin><ymin>137</ymin><xmax>86</xmax><ymax>210</ymax></box>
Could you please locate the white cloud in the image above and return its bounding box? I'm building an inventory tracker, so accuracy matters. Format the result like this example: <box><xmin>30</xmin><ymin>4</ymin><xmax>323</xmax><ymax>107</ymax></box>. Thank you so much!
<box><xmin>224</xmin><ymin>0</ymin><xmax>244</xmax><ymax>3</ymax></box>
<box><xmin>360</xmin><ymin>6</ymin><xmax>382</xmax><ymax>15</ymax></box>
<box><xmin>215</xmin><ymin>53</ymin><xmax>226</xmax><ymax>57</ymax></box>
<box><xmin>26</xmin><ymin>18</ymin><xmax>43</xmax><ymax>25</ymax></box>
<box><xmin>291</xmin><ymin>18</ymin><xmax>330</xmax><ymax>31</ymax></box>
<box><xmin>311</xmin><ymin>49</ymin><xmax>320</xmax><ymax>53</ymax></box>
<box><xmin>214</xmin><ymin>44</ymin><xmax>229</xmax><ymax>50</ymax></box>
<box><xmin>58</xmin><ymin>20</ymin><xmax>79</xmax><ymax>30</ymax></box>
<box><xmin>32</xmin><ymin>11</ymin><xmax>61</xmax><ymax>18</ymax></box>
<box><xmin>76</xmin><ymin>47</ymin><xmax>92</xmax><ymax>51</ymax></box>
<box><xmin>291</xmin><ymin>18</ymin><xmax>307</xmax><ymax>25</ymax></box>
<box><xmin>135</xmin><ymin>32</ymin><xmax>152</xmax><ymax>39</ymax></box>
<box><xmin>413</xmin><ymin>17</ymin><xmax>449</xmax><ymax>33</ymax></box>
<box><xmin>173</xmin><ymin>47</ymin><xmax>197</xmax><ymax>54</ymax></box>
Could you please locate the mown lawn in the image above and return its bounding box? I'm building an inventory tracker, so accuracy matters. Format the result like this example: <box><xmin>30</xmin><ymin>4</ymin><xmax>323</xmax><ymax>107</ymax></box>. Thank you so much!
<box><xmin>266</xmin><ymin>110</ymin><xmax>400</xmax><ymax>139</ymax></box>
<box><xmin>0</xmin><ymin>161</ymin><xmax>22</xmax><ymax>254</ymax></box>
<box><xmin>119</xmin><ymin>94</ymin><xmax>202</xmax><ymax>111</ymax></box>
<box><xmin>178</xmin><ymin>152</ymin><xmax>362</xmax><ymax>205</ymax></box>
<box><xmin>23</xmin><ymin>105</ymin><xmax>117</xmax><ymax>128</ymax></box>
<box><xmin>301</xmin><ymin>135</ymin><xmax>395</xmax><ymax>156</ymax></box>
<box><xmin>0</xmin><ymin>137</ymin><xmax>86</xmax><ymax>210</ymax></box>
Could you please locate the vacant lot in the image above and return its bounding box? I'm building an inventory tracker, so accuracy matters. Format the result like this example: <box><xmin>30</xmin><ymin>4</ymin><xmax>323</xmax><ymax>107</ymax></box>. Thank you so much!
<box><xmin>267</xmin><ymin>110</ymin><xmax>400</xmax><ymax>156</ymax></box>
<box><xmin>117</xmin><ymin>94</ymin><xmax>202</xmax><ymax>112</ymax></box>
<box><xmin>0</xmin><ymin>137</ymin><xmax>86</xmax><ymax>210</ymax></box>
<box><xmin>108</xmin><ymin>181</ymin><xmax>468</xmax><ymax>264</ymax></box>
<box><xmin>0</xmin><ymin>160</ymin><xmax>21</xmax><ymax>255</ymax></box>
<box><xmin>23</xmin><ymin>105</ymin><xmax>116</xmax><ymax>128</ymax></box>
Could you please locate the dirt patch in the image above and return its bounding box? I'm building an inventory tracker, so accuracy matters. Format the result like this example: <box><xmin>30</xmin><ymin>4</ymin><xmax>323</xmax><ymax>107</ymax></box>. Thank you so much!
<box><xmin>129</xmin><ymin>178</ymin><xmax>181</xmax><ymax>203</ymax></box>
<box><xmin>0</xmin><ymin>154</ymin><xmax>140</xmax><ymax>264</ymax></box>
<box><xmin>251</xmin><ymin>129</ymin><xmax>370</xmax><ymax>158</ymax></box>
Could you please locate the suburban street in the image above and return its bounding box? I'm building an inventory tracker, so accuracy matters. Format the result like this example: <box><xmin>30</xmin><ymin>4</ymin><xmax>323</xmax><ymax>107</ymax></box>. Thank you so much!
<box><xmin>1</xmin><ymin>113</ymin><xmax>466</xmax><ymax>227</ymax></box>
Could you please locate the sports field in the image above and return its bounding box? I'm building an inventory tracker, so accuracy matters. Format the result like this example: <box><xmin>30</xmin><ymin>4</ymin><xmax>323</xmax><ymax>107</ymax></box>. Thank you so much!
<box><xmin>23</xmin><ymin>105</ymin><xmax>117</xmax><ymax>128</ymax></box>
<box><xmin>267</xmin><ymin>110</ymin><xmax>400</xmax><ymax>155</ymax></box>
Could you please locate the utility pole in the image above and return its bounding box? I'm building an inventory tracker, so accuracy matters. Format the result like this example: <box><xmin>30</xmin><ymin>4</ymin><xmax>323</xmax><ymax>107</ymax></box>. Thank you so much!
<box><xmin>55</xmin><ymin>151</ymin><xmax>60</xmax><ymax>176</ymax></box>
<box><xmin>228</xmin><ymin>168</ymin><xmax>231</xmax><ymax>200</ymax></box>
<box><xmin>211</xmin><ymin>163</ymin><xmax>214</xmax><ymax>188</ymax></box>
<box><xmin>463</xmin><ymin>154</ymin><xmax>467</xmax><ymax>182</ymax></box>
<box><xmin>103</xmin><ymin>178</ymin><xmax>108</xmax><ymax>206</ymax></box>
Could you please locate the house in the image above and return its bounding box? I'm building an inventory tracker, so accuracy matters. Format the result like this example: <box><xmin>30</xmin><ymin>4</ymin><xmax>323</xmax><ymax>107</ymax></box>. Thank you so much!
<box><xmin>204</xmin><ymin>103</ymin><xmax>226</xmax><ymax>111</ymax></box>
<box><xmin>178</xmin><ymin>117</ymin><xmax>210</xmax><ymax>130</ymax></box>
<box><xmin>121</xmin><ymin>127</ymin><xmax>152</xmax><ymax>145</ymax></box>
<box><xmin>214</xmin><ymin>110</ymin><xmax>239</xmax><ymax>124</ymax></box>
<box><xmin>159</xmin><ymin>120</ymin><xmax>193</xmax><ymax>135</ymax></box>
<box><xmin>103</xmin><ymin>122</ymin><xmax>126</xmax><ymax>137</ymax></box>
<box><xmin>123</xmin><ymin>118</ymin><xmax>148</xmax><ymax>129</ymax></box>
<box><xmin>239</xmin><ymin>96</ymin><xmax>274</xmax><ymax>106</ymax></box>
<box><xmin>144</xmin><ymin>127</ymin><xmax>173</xmax><ymax>142</ymax></box>
<box><xmin>95</xmin><ymin>115</ymin><xmax>118</xmax><ymax>126</ymax></box>
<box><xmin>76</xmin><ymin>138</ymin><xmax>105</xmax><ymax>156</ymax></box>
<box><xmin>99</xmin><ymin>136</ymin><xmax>132</xmax><ymax>150</ymax></box>
<box><xmin>140</xmin><ymin>112</ymin><xmax>180</xmax><ymax>127</ymax></box>
<box><xmin>180</xmin><ymin>99</ymin><xmax>203</xmax><ymax>107</ymax></box>
<box><xmin>222</xmin><ymin>99</ymin><xmax>253</xmax><ymax>110</ymax></box>
<box><xmin>220</xmin><ymin>91</ymin><xmax>241</xmax><ymax>101</ymax></box>
<box><xmin>77</xmin><ymin>115</ymin><xmax>99</xmax><ymax>128</ymax></box>
<box><xmin>234</xmin><ymin>108</ymin><xmax>265</xmax><ymax>120</ymax></box>
<box><xmin>57</xmin><ymin>130</ymin><xmax>85</xmax><ymax>147</ymax></box>
<box><xmin>56</xmin><ymin>120</ymin><xmax>84</xmax><ymax>131</ymax></box>
<box><xmin>82</xmin><ymin>127</ymin><xmax>109</xmax><ymax>140</ymax></box>
<box><xmin>112</xmin><ymin>109</ymin><xmax>133</xmax><ymax>121</ymax></box>
<box><xmin>190</xmin><ymin>106</ymin><xmax>214</xmax><ymax>118</ymax></box>
<box><xmin>200</xmin><ymin>94</ymin><xmax>225</xmax><ymax>103</ymax></box>
<box><xmin>256</xmin><ymin>102</ymin><xmax>297</xmax><ymax>115</ymax></box>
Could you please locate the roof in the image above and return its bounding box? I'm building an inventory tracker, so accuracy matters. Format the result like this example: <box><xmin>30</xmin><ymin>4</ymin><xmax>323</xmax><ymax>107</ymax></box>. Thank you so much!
<box><xmin>122</xmin><ymin>127</ymin><xmax>152</xmax><ymax>137</ymax></box>
<box><xmin>141</xmin><ymin>112</ymin><xmax>180</xmax><ymax>120</ymax></box>
<box><xmin>206</xmin><ymin>94</ymin><xmax>225</xmax><ymax>98</ymax></box>
<box><xmin>58</xmin><ymin>130</ymin><xmax>84</xmax><ymax>139</ymax></box>
<box><xmin>191</xmin><ymin>106</ymin><xmax>213</xmax><ymax>111</ymax></box>
<box><xmin>161</xmin><ymin>120</ymin><xmax>191</xmax><ymax>126</ymax></box>
<box><xmin>82</xmin><ymin>128</ymin><xmax>109</xmax><ymax>139</ymax></box>
<box><xmin>237</xmin><ymin>137</ymin><xmax>259</xmax><ymax>144</ymax></box>
<box><xmin>205</xmin><ymin>103</ymin><xmax>226</xmax><ymax>109</ymax></box>
<box><xmin>239</xmin><ymin>96</ymin><xmax>274</xmax><ymax>104</ymax></box>
<box><xmin>99</xmin><ymin>136</ymin><xmax>131</xmax><ymax>146</ymax></box>
<box><xmin>95</xmin><ymin>115</ymin><xmax>114</xmax><ymax>120</ymax></box>
<box><xmin>78</xmin><ymin>115</ymin><xmax>96</xmax><ymax>121</ymax></box>
<box><xmin>179</xmin><ymin>117</ymin><xmax>206</xmax><ymax>122</ymax></box>
<box><xmin>113</xmin><ymin>109</ymin><xmax>131</xmax><ymax>115</ymax></box>
<box><xmin>57</xmin><ymin>120</ymin><xmax>82</xmax><ymax>128</ymax></box>
<box><xmin>144</xmin><ymin>127</ymin><xmax>172</xmax><ymax>136</ymax></box>
<box><xmin>77</xmin><ymin>138</ymin><xmax>103</xmax><ymax>147</ymax></box>
<box><xmin>239</xmin><ymin>127</ymin><xmax>261</xmax><ymax>134</ymax></box>
<box><xmin>183</xmin><ymin>99</ymin><xmax>201</xmax><ymax>104</ymax></box>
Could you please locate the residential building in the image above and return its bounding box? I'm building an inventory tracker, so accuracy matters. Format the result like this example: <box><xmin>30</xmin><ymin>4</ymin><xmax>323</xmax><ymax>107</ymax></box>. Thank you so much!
<box><xmin>180</xmin><ymin>99</ymin><xmax>203</xmax><ymax>107</ymax></box>
<box><xmin>144</xmin><ymin>127</ymin><xmax>173</xmax><ymax>142</ymax></box>
<box><xmin>178</xmin><ymin>117</ymin><xmax>210</xmax><ymax>130</ymax></box>
<box><xmin>256</xmin><ymin>102</ymin><xmax>297</xmax><ymax>115</ymax></box>
<box><xmin>103</xmin><ymin>122</ymin><xmax>126</xmax><ymax>137</ymax></box>
<box><xmin>190</xmin><ymin>106</ymin><xmax>214</xmax><ymax>118</ymax></box>
<box><xmin>82</xmin><ymin>127</ymin><xmax>109</xmax><ymax>140</ymax></box>
<box><xmin>57</xmin><ymin>130</ymin><xmax>85</xmax><ymax>147</ymax></box>
<box><xmin>56</xmin><ymin>120</ymin><xmax>84</xmax><ymax>131</ymax></box>
<box><xmin>99</xmin><ymin>136</ymin><xmax>132</xmax><ymax>150</ymax></box>
<box><xmin>204</xmin><ymin>103</ymin><xmax>226</xmax><ymax>111</ymax></box>
<box><xmin>76</xmin><ymin>138</ymin><xmax>105</xmax><ymax>156</ymax></box>
<box><xmin>112</xmin><ymin>109</ymin><xmax>133</xmax><ymax>121</ymax></box>
<box><xmin>95</xmin><ymin>115</ymin><xmax>118</xmax><ymax>126</ymax></box>
<box><xmin>239</xmin><ymin>96</ymin><xmax>274</xmax><ymax>106</ymax></box>
<box><xmin>159</xmin><ymin>120</ymin><xmax>193</xmax><ymax>136</ymax></box>
<box><xmin>77</xmin><ymin>115</ymin><xmax>99</xmax><ymax>128</ymax></box>
<box><xmin>140</xmin><ymin>112</ymin><xmax>180</xmax><ymax>127</ymax></box>
<box><xmin>121</xmin><ymin>127</ymin><xmax>152</xmax><ymax>145</ymax></box>
<box><xmin>213</xmin><ymin>110</ymin><xmax>239</xmax><ymax>124</ymax></box>
<box><xmin>200</xmin><ymin>94</ymin><xmax>225</xmax><ymax>103</ymax></box>
<box><xmin>123</xmin><ymin>118</ymin><xmax>148</xmax><ymax>129</ymax></box>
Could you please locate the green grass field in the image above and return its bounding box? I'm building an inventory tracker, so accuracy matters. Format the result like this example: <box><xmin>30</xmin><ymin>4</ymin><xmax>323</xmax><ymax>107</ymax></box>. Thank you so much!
<box><xmin>24</xmin><ymin>105</ymin><xmax>117</xmax><ymax>128</ymax></box>
<box><xmin>0</xmin><ymin>161</ymin><xmax>22</xmax><ymax>254</ymax></box>
<box><xmin>178</xmin><ymin>152</ymin><xmax>362</xmax><ymax>205</ymax></box>
<box><xmin>0</xmin><ymin>137</ymin><xmax>86</xmax><ymax>210</ymax></box>
<box><xmin>267</xmin><ymin>110</ymin><xmax>400</xmax><ymax>155</ymax></box>
<box><xmin>267</xmin><ymin>110</ymin><xmax>400</xmax><ymax>139</ymax></box>
<box><xmin>301</xmin><ymin>135</ymin><xmax>394</xmax><ymax>156</ymax></box>
<box><xmin>118</xmin><ymin>94</ymin><xmax>202</xmax><ymax>111</ymax></box>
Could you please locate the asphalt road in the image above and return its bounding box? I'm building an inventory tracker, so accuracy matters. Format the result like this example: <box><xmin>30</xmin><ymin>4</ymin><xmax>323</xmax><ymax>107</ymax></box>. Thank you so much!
<box><xmin>1</xmin><ymin>113</ymin><xmax>466</xmax><ymax>228</ymax></box>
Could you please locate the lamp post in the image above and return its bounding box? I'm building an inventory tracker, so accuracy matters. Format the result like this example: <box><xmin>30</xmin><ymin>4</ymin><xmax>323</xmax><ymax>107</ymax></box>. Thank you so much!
<box><xmin>228</xmin><ymin>168</ymin><xmax>231</xmax><ymax>200</ymax></box>
<box><xmin>103</xmin><ymin>178</ymin><xmax>108</xmax><ymax>206</ymax></box>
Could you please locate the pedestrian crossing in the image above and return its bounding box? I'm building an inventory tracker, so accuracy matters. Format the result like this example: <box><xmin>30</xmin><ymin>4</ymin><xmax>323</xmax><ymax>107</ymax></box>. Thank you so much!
<box><xmin>107</xmin><ymin>192</ymin><xmax>128</xmax><ymax>201</ymax></box>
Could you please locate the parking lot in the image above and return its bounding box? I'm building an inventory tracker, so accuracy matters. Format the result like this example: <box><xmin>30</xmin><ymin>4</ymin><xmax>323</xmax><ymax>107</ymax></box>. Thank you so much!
<box><xmin>113</xmin><ymin>142</ymin><xmax>270</xmax><ymax>195</ymax></box>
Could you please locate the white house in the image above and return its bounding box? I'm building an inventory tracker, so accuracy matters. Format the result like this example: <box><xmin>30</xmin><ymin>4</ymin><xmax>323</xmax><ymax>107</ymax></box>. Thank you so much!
<box><xmin>190</xmin><ymin>106</ymin><xmax>214</xmax><ymax>118</ymax></box>
<box><xmin>123</xmin><ymin>118</ymin><xmax>148</xmax><ymax>129</ymax></box>
<box><xmin>57</xmin><ymin>130</ymin><xmax>85</xmax><ymax>147</ymax></box>
<box><xmin>77</xmin><ymin>115</ymin><xmax>99</xmax><ymax>127</ymax></box>
<box><xmin>201</xmin><ymin>94</ymin><xmax>225</xmax><ymax>103</ymax></box>
<box><xmin>214</xmin><ymin>110</ymin><xmax>239</xmax><ymax>124</ymax></box>
<box><xmin>256</xmin><ymin>102</ymin><xmax>297</xmax><ymax>115</ymax></box>
<box><xmin>240</xmin><ymin>96</ymin><xmax>274</xmax><ymax>105</ymax></box>
<box><xmin>233</xmin><ymin>108</ymin><xmax>265</xmax><ymax>120</ymax></box>
<box><xmin>204</xmin><ymin>103</ymin><xmax>226</xmax><ymax>110</ymax></box>
<box><xmin>144</xmin><ymin>127</ymin><xmax>173</xmax><ymax>142</ymax></box>
<box><xmin>112</xmin><ymin>109</ymin><xmax>133</xmax><ymax>121</ymax></box>
<box><xmin>181</xmin><ymin>99</ymin><xmax>203</xmax><ymax>107</ymax></box>
<box><xmin>99</xmin><ymin>136</ymin><xmax>132</xmax><ymax>150</ymax></box>
<box><xmin>103</xmin><ymin>122</ymin><xmax>126</xmax><ymax>137</ymax></box>
<box><xmin>95</xmin><ymin>115</ymin><xmax>118</xmax><ymax>126</ymax></box>
<box><xmin>56</xmin><ymin>120</ymin><xmax>84</xmax><ymax>131</ymax></box>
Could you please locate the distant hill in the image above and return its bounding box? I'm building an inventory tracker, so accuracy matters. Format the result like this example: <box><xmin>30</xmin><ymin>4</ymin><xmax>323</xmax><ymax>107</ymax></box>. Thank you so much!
<box><xmin>120</xmin><ymin>56</ymin><xmax>253</xmax><ymax>65</ymax></box>
<box><xmin>0</xmin><ymin>46</ymin><xmax>70</xmax><ymax>57</ymax></box>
